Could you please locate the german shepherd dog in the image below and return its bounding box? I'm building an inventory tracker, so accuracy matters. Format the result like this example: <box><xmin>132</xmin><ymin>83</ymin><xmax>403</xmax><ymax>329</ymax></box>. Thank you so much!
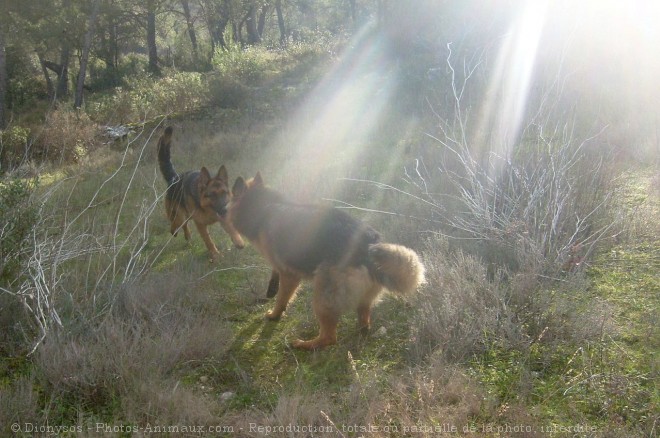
<box><xmin>157</xmin><ymin>126</ymin><xmax>244</xmax><ymax>261</ymax></box>
<box><xmin>228</xmin><ymin>172</ymin><xmax>425</xmax><ymax>350</ymax></box>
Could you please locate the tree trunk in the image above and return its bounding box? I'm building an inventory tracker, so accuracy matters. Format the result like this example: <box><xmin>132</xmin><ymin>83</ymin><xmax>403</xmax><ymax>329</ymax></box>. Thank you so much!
<box><xmin>349</xmin><ymin>0</ymin><xmax>357</xmax><ymax>28</ymax></box>
<box><xmin>233</xmin><ymin>21</ymin><xmax>241</xmax><ymax>46</ymax></box>
<box><xmin>245</xmin><ymin>6</ymin><xmax>259</xmax><ymax>45</ymax></box>
<box><xmin>147</xmin><ymin>0</ymin><xmax>159</xmax><ymax>74</ymax></box>
<box><xmin>181</xmin><ymin>0</ymin><xmax>198</xmax><ymax>59</ymax></box>
<box><xmin>101</xmin><ymin>20</ymin><xmax>119</xmax><ymax>86</ymax></box>
<box><xmin>110</xmin><ymin>22</ymin><xmax>118</xmax><ymax>69</ymax></box>
<box><xmin>37</xmin><ymin>53</ymin><xmax>55</xmax><ymax>99</ymax></box>
<box><xmin>56</xmin><ymin>45</ymin><xmax>70</xmax><ymax>99</ymax></box>
<box><xmin>74</xmin><ymin>0</ymin><xmax>101</xmax><ymax>109</ymax></box>
<box><xmin>0</xmin><ymin>24</ymin><xmax>6</xmax><ymax>130</ymax></box>
<box><xmin>275</xmin><ymin>0</ymin><xmax>285</xmax><ymax>45</ymax></box>
<box><xmin>56</xmin><ymin>0</ymin><xmax>72</xmax><ymax>99</ymax></box>
<box><xmin>202</xmin><ymin>0</ymin><xmax>230</xmax><ymax>57</ymax></box>
<box><xmin>257</xmin><ymin>4</ymin><xmax>269</xmax><ymax>39</ymax></box>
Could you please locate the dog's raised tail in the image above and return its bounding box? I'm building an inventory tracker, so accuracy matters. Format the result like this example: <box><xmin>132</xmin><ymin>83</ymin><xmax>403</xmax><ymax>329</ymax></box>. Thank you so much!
<box><xmin>157</xmin><ymin>126</ymin><xmax>178</xmax><ymax>185</ymax></box>
<box><xmin>368</xmin><ymin>243</ymin><xmax>426</xmax><ymax>296</ymax></box>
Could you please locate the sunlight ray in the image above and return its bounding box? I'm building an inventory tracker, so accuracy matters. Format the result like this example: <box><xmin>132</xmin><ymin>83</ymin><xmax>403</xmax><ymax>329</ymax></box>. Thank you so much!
<box><xmin>473</xmin><ymin>0</ymin><xmax>548</xmax><ymax>174</ymax></box>
<box><xmin>269</xmin><ymin>24</ymin><xmax>399</xmax><ymax>201</ymax></box>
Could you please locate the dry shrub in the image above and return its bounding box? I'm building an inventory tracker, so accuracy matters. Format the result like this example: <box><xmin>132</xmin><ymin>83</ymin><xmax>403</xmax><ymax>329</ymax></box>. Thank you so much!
<box><xmin>506</xmin><ymin>269</ymin><xmax>615</xmax><ymax>348</ymax></box>
<box><xmin>121</xmin><ymin>377</ymin><xmax>219</xmax><ymax>426</ymax></box>
<box><xmin>413</xmin><ymin>236</ymin><xmax>613</xmax><ymax>365</ymax></box>
<box><xmin>410</xmin><ymin>133</ymin><xmax>619</xmax><ymax>277</ymax></box>
<box><xmin>227</xmin><ymin>394</ymin><xmax>334</xmax><ymax>437</ymax></box>
<box><xmin>34</xmin><ymin>272</ymin><xmax>232</xmax><ymax>420</ymax></box>
<box><xmin>411</xmin><ymin>237</ymin><xmax>514</xmax><ymax>362</ymax></box>
<box><xmin>386</xmin><ymin>359</ymin><xmax>484</xmax><ymax>436</ymax></box>
<box><xmin>33</xmin><ymin>108</ymin><xmax>100</xmax><ymax>165</ymax></box>
<box><xmin>0</xmin><ymin>375</ymin><xmax>42</xmax><ymax>435</ymax></box>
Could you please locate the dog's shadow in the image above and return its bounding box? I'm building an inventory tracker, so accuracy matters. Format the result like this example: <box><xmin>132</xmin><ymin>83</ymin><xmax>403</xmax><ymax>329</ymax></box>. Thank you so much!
<box><xmin>225</xmin><ymin>296</ymin><xmax>281</xmax><ymax>359</ymax></box>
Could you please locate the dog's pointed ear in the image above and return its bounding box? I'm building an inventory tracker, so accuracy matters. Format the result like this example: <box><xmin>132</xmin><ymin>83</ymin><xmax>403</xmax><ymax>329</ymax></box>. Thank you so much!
<box><xmin>199</xmin><ymin>167</ymin><xmax>211</xmax><ymax>188</ymax></box>
<box><xmin>253</xmin><ymin>171</ymin><xmax>264</xmax><ymax>187</ymax></box>
<box><xmin>216</xmin><ymin>165</ymin><xmax>229</xmax><ymax>184</ymax></box>
<box><xmin>232</xmin><ymin>176</ymin><xmax>247</xmax><ymax>197</ymax></box>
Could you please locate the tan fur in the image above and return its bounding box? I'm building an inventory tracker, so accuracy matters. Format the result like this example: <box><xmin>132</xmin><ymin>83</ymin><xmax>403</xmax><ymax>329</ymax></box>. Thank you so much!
<box><xmin>158</xmin><ymin>128</ymin><xmax>244</xmax><ymax>262</ymax></box>
<box><xmin>228</xmin><ymin>172</ymin><xmax>426</xmax><ymax>350</ymax></box>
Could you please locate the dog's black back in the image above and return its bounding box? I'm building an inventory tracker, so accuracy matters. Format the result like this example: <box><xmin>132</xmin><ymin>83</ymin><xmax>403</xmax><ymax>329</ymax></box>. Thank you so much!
<box><xmin>233</xmin><ymin>185</ymin><xmax>381</xmax><ymax>275</ymax></box>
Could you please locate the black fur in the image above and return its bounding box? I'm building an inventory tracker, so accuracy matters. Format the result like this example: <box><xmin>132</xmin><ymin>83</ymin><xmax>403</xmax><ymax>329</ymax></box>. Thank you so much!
<box><xmin>157</xmin><ymin>126</ymin><xmax>178</xmax><ymax>185</ymax></box>
<box><xmin>233</xmin><ymin>185</ymin><xmax>382</xmax><ymax>275</ymax></box>
<box><xmin>157</xmin><ymin>128</ymin><xmax>203</xmax><ymax>213</ymax></box>
<box><xmin>266</xmin><ymin>270</ymin><xmax>280</xmax><ymax>298</ymax></box>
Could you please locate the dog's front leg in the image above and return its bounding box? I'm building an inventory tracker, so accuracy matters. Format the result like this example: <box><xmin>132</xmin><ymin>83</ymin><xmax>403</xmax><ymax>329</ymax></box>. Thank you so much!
<box><xmin>194</xmin><ymin>222</ymin><xmax>220</xmax><ymax>261</ymax></box>
<box><xmin>265</xmin><ymin>273</ymin><xmax>300</xmax><ymax>320</ymax></box>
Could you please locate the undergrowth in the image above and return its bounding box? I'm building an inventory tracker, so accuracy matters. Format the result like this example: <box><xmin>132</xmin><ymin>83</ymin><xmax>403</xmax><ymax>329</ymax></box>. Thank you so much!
<box><xmin>0</xmin><ymin>32</ymin><xmax>657</xmax><ymax>438</ymax></box>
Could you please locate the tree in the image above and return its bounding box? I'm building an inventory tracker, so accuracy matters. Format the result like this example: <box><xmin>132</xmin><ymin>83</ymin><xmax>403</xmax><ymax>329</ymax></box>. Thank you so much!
<box><xmin>274</xmin><ymin>0</ymin><xmax>285</xmax><ymax>45</ymax></box>
<box><xmin>74</xmin><ymin>0</ymin><xmax>101</xmax><ymax>108</ymax></box>
<box><xmin>147</xmin><ymin>0</ymin><xmax>159</xmax><ymax>74</ymax></box>
<box><xmin>180</xmin><ymin>0</ymin><xmax>199</xmax><ymax>60</ymax></box>
<box><xmin>0</xmin><ymin>20</ymin><xmax>6</xmax><ymax>129</ymax></box>
<box><xmin>53</xmin><ymin>0</ymin><xmax>76</xmax><ymax>99</ymax></box>
<box><xmin>245</xmin><ymin>3</ymin><xmax>260</xmax><ymax>45</ymax></box>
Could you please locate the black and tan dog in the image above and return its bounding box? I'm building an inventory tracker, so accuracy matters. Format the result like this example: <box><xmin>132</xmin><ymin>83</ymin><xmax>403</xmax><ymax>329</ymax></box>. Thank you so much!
<box><xmin>227</xmin><ymin>172</ymin><xmax>426</xmax><ymax>350</ymax></box>
<box><xmin>157</xmin><ymin>126</ymin><xmax>244</xmax><ymax>261</ymax></box>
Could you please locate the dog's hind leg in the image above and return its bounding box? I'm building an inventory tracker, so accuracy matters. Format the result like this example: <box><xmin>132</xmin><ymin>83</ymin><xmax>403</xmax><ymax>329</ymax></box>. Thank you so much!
<box><xmin>292</xmin><ymin>274</ymin><xmax>340</xmax><ymax>350</ymax></box>
<box><xmin>292</xmin><ymin>266</ymin><xmax>347</xmax><ymax>350</ymax></box>
<box><xmin>292</xmin><ymin>304</ymin><xmax>339</xmax><ymax>350</ymax></box>
<box><xmin>357</xmin><ymin>282</ymin><xmax>383</xmax><ymax>334</ymax></box>
<box><xmin>265</xmin><ymin>272</ymin><xmax>300</xmax><ymax>320</ymax></box>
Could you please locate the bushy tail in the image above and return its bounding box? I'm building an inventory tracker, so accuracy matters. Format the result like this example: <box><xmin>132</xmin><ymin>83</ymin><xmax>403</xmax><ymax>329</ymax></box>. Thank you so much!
<box><xmin>157</xmin><ymin>126</ymin><xmax>178</xmax><ymax>185</ymax></box>
<box><xmin>368</xmin><ymin>243</ymin><xmax>426</xmax><ymax>296</ymax></box>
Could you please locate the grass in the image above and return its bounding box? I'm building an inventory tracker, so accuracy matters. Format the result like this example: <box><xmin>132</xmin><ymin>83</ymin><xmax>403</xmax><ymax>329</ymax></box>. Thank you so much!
<box><xmin>1</xmin><ymin>40</ymin><xmax>658</xmax><ymax>437</ymax></box>
<box><xmin>462</xmin><ymin>169</ymin><xmax>659</xmax><ymax>434</ymax></box>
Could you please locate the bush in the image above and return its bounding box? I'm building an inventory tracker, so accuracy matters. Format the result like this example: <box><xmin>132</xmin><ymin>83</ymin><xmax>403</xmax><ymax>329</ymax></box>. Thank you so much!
<box><xmin>0</xmin><ymin>178</ymin><xmax>37</xmax><ymax>287</ymax></box>
<box><xmin>212</xmin><ymin>46</ymin><xmax>270</xmax><ymax>85</ymax></box>
<box><xmin>432</xmin><ymin>131</ymin><xmax>617</xmax><ymax>275</ymax></box>
<box><xmin>87</xmin><ymin>71</ymin><xmax>209</xmax><ymax>124</ymax></box>
<box><xmin>207</xmin><ymin>74</ymin><xmax>250</xmax><ymax>109</ymax></box>
<box><xmin>34</xmin><ymin>273</ymin><xmax>232</xmax><ymax>423</ymax></box>
<box><xmin>0</xmin><ymin>126</ymin><xmax>31</xmax><ymax>172</ymax></box>
<box><xmin>150</xmin><ymin>71</ymin><xmax>208</xmax><ymax>113</ymax></box>
<box><xmin>411</xmin><ymin>238</ymin><xmax>513</xmax><ymax>362</ymax></box>
<box><xmin>0</xmin><ymin>178</ymin><xmax>39</xmax><ymax>353</ymax></box>
<box><xmin>32</xmin><ymin>108</ymin><xmax>100</xmax><ymax>165</ymax></box>
<box><xmin>406</xmin><ymin>59</ymin><xmax>619</xmax><ymax>276</ymax></box>
<box><xmin>412</xmin><ymin>234</ymin><xmax>610</xmax><ymax>365</ymax></box>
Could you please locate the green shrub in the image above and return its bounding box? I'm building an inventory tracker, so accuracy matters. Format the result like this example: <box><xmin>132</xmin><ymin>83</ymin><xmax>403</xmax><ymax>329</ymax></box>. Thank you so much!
<box><xmin>33</xmin><ymin>108</ymin><xmax>100</xmax><ymax>165</ymax></box>
<box><xmin>207</xmin><ymin>74</ymin><xmax>250</xmax><ymax>109</ymax></box>
<box><xmin>0</xmin><ymin>126</ymin><xmax>31</xmax><ymax>172</ymax></box>
<box><xmin>0</xmin><ymin>178</ymin><xmax>37</xmax><ymax>286</ymax></box>
<box><xmin>150</xmin><ymin>71</ymin><xmax>208</xmax><ymax>113</ymax></box>
<box><xmin>87</xmin><ymin>71</ymin><xmax>209</xmax><ymax>124</ymax></box>
<box><xmin>212</xmin><ymin>46</ymin><xmax>269</xmax><ymax>85</ymax></box>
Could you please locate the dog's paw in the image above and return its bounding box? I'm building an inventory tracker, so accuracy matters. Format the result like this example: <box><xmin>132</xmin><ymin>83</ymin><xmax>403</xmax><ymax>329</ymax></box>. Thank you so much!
<box><xmin>265</xmin><ymin>311</ymin><xmax>282</xmax><ymax>321</ymax></box>
<box><xmin>291</xmin><ymin>337</ymin><xmax>335</xmax><ymax>350</ymax></box>
<box><xmin>291</xmin><ymin>339</ymin><xmax>308</xmax><ymax>349</ymax></box>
